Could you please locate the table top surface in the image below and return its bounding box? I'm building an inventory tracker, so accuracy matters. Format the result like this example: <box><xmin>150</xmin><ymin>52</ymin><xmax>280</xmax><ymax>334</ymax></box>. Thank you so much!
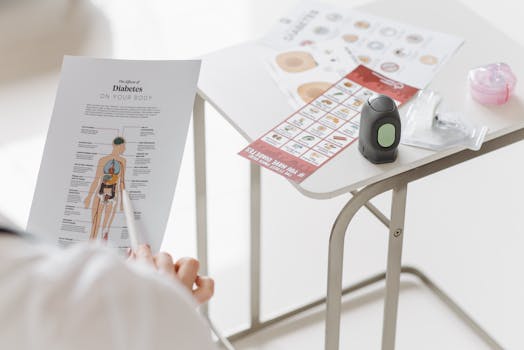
<box><xmin>198</xmin><ymin>0</ymin><xmax>524</xmax><ymax>199</ymax></box>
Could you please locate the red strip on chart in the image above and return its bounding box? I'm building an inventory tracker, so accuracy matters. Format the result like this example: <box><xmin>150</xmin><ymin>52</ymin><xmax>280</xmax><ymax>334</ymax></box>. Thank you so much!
<box><xmin>238</xmin><ymin>65</ymin><xmax>418</xmax><ymax>183</ymax></box>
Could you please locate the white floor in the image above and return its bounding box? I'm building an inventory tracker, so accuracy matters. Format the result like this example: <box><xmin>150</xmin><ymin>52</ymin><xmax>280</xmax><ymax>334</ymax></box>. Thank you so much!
<box><xmin>0</xmin><ymin>0</ymin><xmax>523</xmax><ymax>349</ymax></box>
<box><xmin>233</xmin><ymin>279</ymin><xmax>494</xmax><ymax>349</ymax></box>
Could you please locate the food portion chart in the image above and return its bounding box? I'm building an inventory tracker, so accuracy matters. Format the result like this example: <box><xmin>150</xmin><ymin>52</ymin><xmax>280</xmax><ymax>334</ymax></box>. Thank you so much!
<box><xmin>262</xmin><ymin>1</ymin><xmax>463</xmax><ymax>108</ymax></box>
<box><xmin>28</xmin><ymin>56</ymin><xmax>200</xmax><ymax>252</ymax></box>
<box><xmin>239</xmin><ymin>65</ymin><xmax>418</xmax><ymax>182</ymax></box>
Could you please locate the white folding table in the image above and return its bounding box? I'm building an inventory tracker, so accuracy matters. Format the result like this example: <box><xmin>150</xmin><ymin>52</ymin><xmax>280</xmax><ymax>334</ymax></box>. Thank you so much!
<box><xmin>193</xmin><ymin>0</ymin><xmax>524</xmax><ymax>348</ymax></box>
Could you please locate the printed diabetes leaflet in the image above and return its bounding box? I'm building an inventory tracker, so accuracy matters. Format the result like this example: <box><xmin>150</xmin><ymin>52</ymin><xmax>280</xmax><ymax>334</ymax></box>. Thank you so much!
<box><xmin>28</xmin><ymin>56</ymin><xmax>200</xmax><ymax>253</ymax></box>
<box><xmin>239</xmin><ymin>65</ymin><xmax>418</xmax><ymax>183</ymax></box>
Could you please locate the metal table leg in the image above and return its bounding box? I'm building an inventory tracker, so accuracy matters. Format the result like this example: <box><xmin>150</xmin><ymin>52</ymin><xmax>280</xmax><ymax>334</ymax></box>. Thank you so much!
<box><xmin>323</xmin><ymin>127</ymin><xmax>524</xmax><ymax>349</ymax></box>
<box><xmin>325</xmin><ymin>180</ymin><xmax>408</xmax><ymax>350</ymax></box>
<box><xmin>226</xmin><ymin>265</ymin><xmax>503</xmax><ymax>349</ymax></box>
<box><xmin>381</xmin><ymin>185</ymin><xmax>407</xmax><ymax>350</ymax></box>
<box><xmin>250</xmin><ymin>163</ymin><xmax>262</xmax><ymax>329</ymax></box>
<box><xmin>325</xmin><ymin>177</ymin><xmax>503</xmax><ymax>350</ymax></box>
<box><xmin>193</xmin><ymin>94</ymin><xmax>235</xmax><ymax>350</ymax></box>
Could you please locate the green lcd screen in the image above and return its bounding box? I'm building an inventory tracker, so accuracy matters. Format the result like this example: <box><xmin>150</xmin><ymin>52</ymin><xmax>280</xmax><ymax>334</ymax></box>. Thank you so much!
<box><xmin>377</xmin><ymin>123</ymin><xmax>395</xmax><ymax>148</ymax></box>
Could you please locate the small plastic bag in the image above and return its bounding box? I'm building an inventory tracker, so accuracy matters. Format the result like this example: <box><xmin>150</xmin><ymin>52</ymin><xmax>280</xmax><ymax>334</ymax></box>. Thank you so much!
<box><xmin>401</xmin><ymin>90</ymin><xmax>488</xmax><ymax>151</ymax></box>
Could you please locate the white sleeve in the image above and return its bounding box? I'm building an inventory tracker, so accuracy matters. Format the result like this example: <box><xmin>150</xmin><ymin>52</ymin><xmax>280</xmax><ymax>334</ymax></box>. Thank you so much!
<box><xmin>0</xmin><ymin>237</ymin><xmax>217</xmax><ymax>350</ymax></box>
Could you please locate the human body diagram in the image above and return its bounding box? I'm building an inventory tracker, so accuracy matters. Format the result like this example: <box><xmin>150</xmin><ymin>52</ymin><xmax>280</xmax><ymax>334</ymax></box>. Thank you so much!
<box><xmin>84</xmin><ymin>137</ymin><xmax>126</xmax><ymax>241</ymax></box>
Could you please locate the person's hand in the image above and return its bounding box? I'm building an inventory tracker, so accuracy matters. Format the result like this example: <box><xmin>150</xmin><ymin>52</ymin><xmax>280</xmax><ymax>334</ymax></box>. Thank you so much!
<box><xmin>84</xmin><ymin>196</ymin><xmax>91</xmax><ymax>209</ymax></box>
<box><xmin>129</xmin><ymin>244</ymin><xmax>214</xmax><ymax>305</ymax></box>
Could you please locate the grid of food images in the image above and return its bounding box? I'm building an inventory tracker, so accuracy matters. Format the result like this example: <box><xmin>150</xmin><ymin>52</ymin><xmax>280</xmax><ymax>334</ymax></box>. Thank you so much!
<box><xmin>239</xmin><ymin>65</ymin><xmax>418</xmax><ymax>182</ymax></box>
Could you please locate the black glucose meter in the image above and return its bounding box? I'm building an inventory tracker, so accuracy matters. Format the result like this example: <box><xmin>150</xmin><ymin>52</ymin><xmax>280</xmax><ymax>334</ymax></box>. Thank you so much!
<box><xmin>358</xmin><ymin>95</ymin><xmax>401</xmax><ymax>164</ymax></box>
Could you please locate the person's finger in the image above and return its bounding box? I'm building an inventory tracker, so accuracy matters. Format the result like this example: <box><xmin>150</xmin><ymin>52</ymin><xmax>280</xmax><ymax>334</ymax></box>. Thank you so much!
<box><xmin>175</xmin><ymin>257</ymin><xmax>200</xmax><ymax>291</ymax></box>
<box><xmin>193</xmin><ymin>276</ymin><xmax>214</xmax><ymax>304</ymax></box>
<box><xmin>126</xmin><ymin>250</ymin><xmax>136</xmax><ymax>262</ymax></box>
<box><xmin>136</xmin><ymin>244</ymin><xmax>155</xmax><ymax>266</ymax></box>
<box><xmin>155</xmin><ymin>252</ymin><xmax>175</xmax><ymax>277</ymax></box>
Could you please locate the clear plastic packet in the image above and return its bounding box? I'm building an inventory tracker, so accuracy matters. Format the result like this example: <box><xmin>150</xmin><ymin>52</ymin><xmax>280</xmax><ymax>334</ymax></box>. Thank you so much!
<box><xmin>401</xmin><ymin>90</ymin><xmax>488</xmax><ymax>151</ymax></box>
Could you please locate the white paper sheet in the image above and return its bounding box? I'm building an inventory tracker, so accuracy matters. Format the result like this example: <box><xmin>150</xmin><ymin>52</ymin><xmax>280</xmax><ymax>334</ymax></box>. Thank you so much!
<box><xmin>262</xmin><ymin>1</ymin><xmax>464</xmax><ymax>107</ymax></box>
<box><xmin>266</xmin><ymin>39</ymin><xmax>360</xmax><ymax>107</ymax></box>
<box><xmin>27</xmin><ymin>56</ymin><xmax>200</xmax><ymax>253</ymax></box>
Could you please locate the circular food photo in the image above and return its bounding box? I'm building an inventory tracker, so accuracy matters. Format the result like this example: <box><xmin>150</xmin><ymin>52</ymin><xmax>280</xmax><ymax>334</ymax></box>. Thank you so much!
<box><xmin>297</xmin><ymin>82</ymin><xmax>332</xmax><ymax>103</ymax></box>
<box><xmin>367</xmin><ymin>41</ymin><xmax>384</xmax><ymax>50</ymax></box>
<box><xmin>302</xmin><ymin>135</ymin><xmax>315</xmax><ymax>142</ymax></box>
<box><xmin>276</xmin><ymin>51</ymin><xmax>317</xmax><ymax>73</ymax></box>
<box><xmin>380</xmin><ymin>27</ymin><xmax>397</xmax><ymax>37</ymax></box>
<box><xmin>406</xmin><ymin>33</ymin><xmax>423</xmax><ymax>44</ymax></box>
<box><xmin>327</xmin><ymin>115</ymin><xmax>339</xmax><ymax>123</ymax></box>
<box><xmin>313</xmin><ymin>26</ymin><xmax>330</xmax><ymax>35</ymax></box>
<box><xmin>380</xmin><ymin>62</ymin><xmax>400</xmax><ymax>72</ymax></box>
<box><xmin>393</xmin><ymin>48</ymin><xmax>409</xmax><ymax>58</ymax></box>
<box><xmin>342</xmin><ymin>34</ymin><xmax>359</xmax><ymax>43</ymax></box>
<box><xmin>360</xmin><ymin>90</ymin><xmax>373</xmax><ymax>98</ymax></box>
<box><xmin>326</xmin><ymin>13</ymin><xmax>343</xmax><ymax>22</ymax></box>
<box><xmin>358</xmin><ymin>55</ymin><xmax>371</xmax><ymax>64</ymax></box>
<box><xmin>354</xmin><ymin>20</ymin><xmax>370</xmax><ymax>29</ymax></box>
<box><xmin>419</xmin><ymin>55</ymin><xmax>438</xmax><ymax>65</ymax></box>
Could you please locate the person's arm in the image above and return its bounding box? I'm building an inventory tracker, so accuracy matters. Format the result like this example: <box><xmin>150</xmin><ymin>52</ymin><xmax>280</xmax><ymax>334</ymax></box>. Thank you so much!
<box><xmin>0</xmin><ymin>238</ymin><xmax>216</xmax><ymax>350</ymax></box>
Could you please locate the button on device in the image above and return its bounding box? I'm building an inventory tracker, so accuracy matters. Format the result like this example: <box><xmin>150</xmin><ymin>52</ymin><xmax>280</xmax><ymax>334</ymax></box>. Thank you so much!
<box><xmin>369</xmin><ymin>95</ymin><xmax>396</xmax><ymax>112</ymax></box>
<box><xmin>377</xmin><ymin>123</ymin><xmax>396</xmax><ymax>148</ymax></box>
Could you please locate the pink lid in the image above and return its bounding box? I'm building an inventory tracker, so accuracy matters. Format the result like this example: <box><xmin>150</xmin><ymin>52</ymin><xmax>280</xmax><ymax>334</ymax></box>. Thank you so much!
<box><xmin>468</xmin><ymin>63</ymin><xmax>517</xmax><ymax>105</ymax></box>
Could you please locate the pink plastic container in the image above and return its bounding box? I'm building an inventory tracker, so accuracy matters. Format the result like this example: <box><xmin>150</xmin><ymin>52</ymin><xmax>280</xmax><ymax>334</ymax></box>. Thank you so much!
<box><xmin>468</xmin><ymin>63</ymin><xmax>517</xmax><ymax>105</ymax></box>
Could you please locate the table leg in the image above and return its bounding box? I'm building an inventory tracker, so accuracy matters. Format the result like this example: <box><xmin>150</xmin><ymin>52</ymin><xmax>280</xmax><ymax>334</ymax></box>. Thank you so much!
<box><xmin>325</xmin><ymin>180</ymin><xmax>405</xmax><ymax>350</ymax></box>
<box><xmin>193</xmin><ymin>94</ymin><xmax>237</xmax><ymax>350</ymax></box>
<box><xmin>250</xmin><ymin>163</ymin><xmax>262</xmax><ymax>328</ymax></box>
<box><xmin>381</xmin><ymin>184</ymin><xmax>407</xmax><ymax>350</ymax></box>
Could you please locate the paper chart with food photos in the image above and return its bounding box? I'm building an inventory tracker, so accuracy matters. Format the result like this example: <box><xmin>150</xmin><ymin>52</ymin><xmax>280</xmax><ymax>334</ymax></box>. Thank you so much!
<box><xmin>266</xmin><ymin>39</ymin><xmax>360</xmax><ymax>107</ymax></box>
<box><xmin>267</xmin><ymin>39</ymin><xmax>359</xmax><ymax>108</ymax></box>
<box><xmin>263</xmin><ymin>1</ymin><xmax>463</xmax><ymax>107</ymax></box>
<box><xmin>239</xmin><ymin>65</ymin><xmax>418</xmax><ymax>183</ymax></box>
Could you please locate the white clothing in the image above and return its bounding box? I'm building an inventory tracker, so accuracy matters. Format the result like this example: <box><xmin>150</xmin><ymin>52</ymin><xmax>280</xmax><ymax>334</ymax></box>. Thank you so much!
<box><xmin>0</xmin><ymin>235</ymin><xmax>216</xmax><ymax>350</ymax></box>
